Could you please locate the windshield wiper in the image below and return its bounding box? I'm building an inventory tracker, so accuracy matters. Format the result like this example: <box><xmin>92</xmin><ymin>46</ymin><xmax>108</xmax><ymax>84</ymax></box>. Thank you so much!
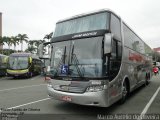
<box><xmin>17</xmin><ymin>61</ymin><xmax>23</xmax><ymax>69</ymax></box>
<box><xmin>70</xmin><ymin>45</ymin><xmax>84</xmax><ymax>78</ymax></box>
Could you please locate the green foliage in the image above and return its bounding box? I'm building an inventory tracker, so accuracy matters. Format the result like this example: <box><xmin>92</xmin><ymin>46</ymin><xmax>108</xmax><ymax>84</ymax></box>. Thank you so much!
<box><xmin>0</xmin><ymin>49</ymin><xmax>15</xmax><ymax>55</ymax></box>
<box><xmin>17</xmin><ymin>34</ymin><xmax>29</xmax><ymax>51</ymax></box>
<box><xmin>43</xmin><ymin>32</ymin><xmax>53</xmax><ymax>41</ymax></box>
<box><xmin>27</xmin><ymin>39</ymin><xmax>46</xmax><ymax>54</ymax></box>
<box><xmin>0</xmin><ymin>32</ymin><xmax>52</xmax><ymax>55</ymax></box>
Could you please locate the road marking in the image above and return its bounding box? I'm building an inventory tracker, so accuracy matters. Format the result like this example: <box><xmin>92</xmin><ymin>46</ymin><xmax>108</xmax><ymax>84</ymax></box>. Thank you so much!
<box><xmin>0</xmin><ymin>98</ymin><xmax>50</xmax><ymax>113</ymax></box>
<box><xmin>0</xmin><ymin>75</ymin><xmax>42</xmax><ymax>81</ymax></box>
<box><xmin>7</xmin><ymin>98</ymin><xmax>50</xmax><ymax>109</ymax></box>
<box><xmin>138</xmin><ymin>86</ymin><xmax>160</xmax><ymax>120</ymax></box>
<box><xmin>0</xmin><ymin>77</ymin><xmax>11</xmax><ymax>80</ymax></box>
<box><xmin>0</xmin><ymin>84</ymin><xmax>46</xmax><ymax>92</ymax></box>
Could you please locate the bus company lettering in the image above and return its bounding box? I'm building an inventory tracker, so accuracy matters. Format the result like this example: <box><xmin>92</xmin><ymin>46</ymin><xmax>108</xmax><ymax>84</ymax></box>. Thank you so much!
<box><xmin>129</xmin><ymin>51</ymin><xmax>144</xmax><ymax>62</ymax></box>
<box><xmin>72</xmin><ymin>32</ymin><xmax>97</xmax><ymax>38</ymax></box>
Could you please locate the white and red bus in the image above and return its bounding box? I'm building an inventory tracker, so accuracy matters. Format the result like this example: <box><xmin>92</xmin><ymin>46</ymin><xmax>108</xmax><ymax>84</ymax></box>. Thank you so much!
<box><xmin>39</xmin><ymin>9</ymin><xmax>153</xmax><ymax>107</ymax></box>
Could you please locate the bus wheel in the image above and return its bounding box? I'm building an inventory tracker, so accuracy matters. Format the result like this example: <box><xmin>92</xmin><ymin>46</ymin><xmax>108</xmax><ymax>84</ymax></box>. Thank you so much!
<box><xmin>28</xmin><ymin>72</ymin><xmax>33</xmax><ymax>78</ymax></box>
<box><xmin>120</xmin><ymin>81</ymin><xmax>128</xmax><ymax>104</ymax></box>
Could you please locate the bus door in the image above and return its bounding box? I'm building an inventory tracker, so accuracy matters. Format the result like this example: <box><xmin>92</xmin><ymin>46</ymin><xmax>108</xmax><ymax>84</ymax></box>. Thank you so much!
<box><xmin>108</xmin><ymin>38</ymin><xmax>122</xmax><ymax>81</ymax></box>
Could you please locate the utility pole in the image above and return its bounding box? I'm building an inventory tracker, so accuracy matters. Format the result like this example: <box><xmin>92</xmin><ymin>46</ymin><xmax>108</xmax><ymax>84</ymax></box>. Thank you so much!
<box><xmin>0</xmin><ymin>12</ymin><xmax>2</xmax><ymax>49</ymax></box>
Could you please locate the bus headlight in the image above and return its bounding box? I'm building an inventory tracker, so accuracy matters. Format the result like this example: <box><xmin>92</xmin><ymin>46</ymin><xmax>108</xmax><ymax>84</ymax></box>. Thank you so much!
<box><xmin>86</xmin><ymin>85</ymin><xmax>104</xmax><ymax>92</ymax></box>
<box><xmin>47</xmin><ymin>84</ymin><xmax>52</xmax><ymax>88</ymax></box>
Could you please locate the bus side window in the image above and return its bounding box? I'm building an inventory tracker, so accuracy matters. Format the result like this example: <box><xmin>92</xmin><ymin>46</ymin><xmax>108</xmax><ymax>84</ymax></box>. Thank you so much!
<box><xmin>109</xmin><ymin>39</ymin><xmax>122</xmax><ymax>80</ymax></box>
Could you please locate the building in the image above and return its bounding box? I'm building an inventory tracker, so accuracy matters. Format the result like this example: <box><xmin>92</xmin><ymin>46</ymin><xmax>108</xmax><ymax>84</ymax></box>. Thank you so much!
<box><xmin>153</xmin><ymin>47</ymin><xmax>160</xmax><ymax>53</ymax></box>
<box><xmin>153</xmin><ymin>47</ymin><xmax>160</xmax><ymax>61</ymax></box>
<box><xmin>0</xmin><ymin>12</ymin><xmax>2</xmax><ymax>49</ymax></box>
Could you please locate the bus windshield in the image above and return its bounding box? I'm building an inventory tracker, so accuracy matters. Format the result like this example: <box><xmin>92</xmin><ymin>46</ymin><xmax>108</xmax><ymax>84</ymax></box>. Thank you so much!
<box><xmin>9</xmin><ymin>56</ymin><xmax>29</xmax><ymax>70</ymax></box>
<box><xmin>54</xmin><ymin>12</ymin><xmax>109</xmax><ymax>37</ymax></box>
<box><xmin>51</xmin><ymin>37</ymin><xmax>103</xmax><ymax>78</ymax></box>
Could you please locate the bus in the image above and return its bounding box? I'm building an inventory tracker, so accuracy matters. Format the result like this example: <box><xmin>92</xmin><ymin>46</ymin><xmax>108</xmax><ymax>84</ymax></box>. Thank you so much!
<box><xmin>0</xmin><ymin>54</ymin><xmax>8</xmax><ymax>76</ymax></box>
<box><xmin>40</xmin><ymin>57</ymin><xmax>50</xmax><ymax>76</ymax></box>
<box><xmin>39</xmin><ymin>9</ymin><xmax>153</xmax><ymax>107</ymax></box>
<box><xmin>39</xmin><ymin>42</ymin><xmax>51</xmax><ymax>76</ymax></box>
<box><xmin>7</xmin><ymin>53</ymin><xmax>42</xmax><ymax>78</ymax></box>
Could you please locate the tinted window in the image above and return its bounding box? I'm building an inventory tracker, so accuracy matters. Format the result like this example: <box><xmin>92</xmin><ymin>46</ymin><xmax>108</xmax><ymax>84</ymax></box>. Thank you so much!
<box><xmin>123</xmin><ymin>23</ymin><xmax>145</xmax><ymax>54</ymax></box>
<box><xmin>123</xmin><ymin>24</ymin><xmax>133</xmax><ymax>49</ymax></box>
<box><xmin>70</xmin><ymin>37</ymin><xmax>103</xmax><ymax>77</ymax></box>
<box><xmin>110</xmin><ymin>14</ymin><xmax>121</xmax><ymax>41</ymax></box>
<box><xmin>144</xmin><ymin>43</ymin><xmax>152</xmax><ymax>56</ymax></box>
<box><xmin>9</xmin><ymin>56</ymin><xmax>28</xmax><ymax>70</ymax></box>
<box><xmin>54</xmin><ymin>12</ymin><xmax>110</xmax><ymax>37</ymax></box>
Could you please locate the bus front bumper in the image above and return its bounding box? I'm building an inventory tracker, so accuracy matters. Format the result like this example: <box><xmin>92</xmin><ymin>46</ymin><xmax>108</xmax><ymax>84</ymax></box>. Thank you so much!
<box><xmin>7</xmin><ymin>69</ymin><xmax>29</xmax><ymax>76</ymax></box>
<box><xmin>47</xmin><ymin>84</ymin><xmax>109</xmax><ymax>107</ymax></box>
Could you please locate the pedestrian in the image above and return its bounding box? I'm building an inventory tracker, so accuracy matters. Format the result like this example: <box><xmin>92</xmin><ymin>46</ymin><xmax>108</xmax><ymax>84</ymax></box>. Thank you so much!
<box><xmin>153</xmin><ymin>66</ymin><xmax>159</xmax><ymax>75</ymax></box>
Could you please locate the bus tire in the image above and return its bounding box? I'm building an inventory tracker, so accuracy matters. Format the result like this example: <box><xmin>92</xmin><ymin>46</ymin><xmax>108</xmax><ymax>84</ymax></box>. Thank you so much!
<box><xmin>120</xmin><ymin>80</ymin><xmax>128</xmax><ymax>104</ymax></box>
<box><xmin>28</xmin><ymin>72</ymin><xmax>33</xmax><ymax>78</ymax></box>
<box><xmin>145</xmin><ymin>73</ymin><xmax>149</xmax><ymax>86</ymax></box>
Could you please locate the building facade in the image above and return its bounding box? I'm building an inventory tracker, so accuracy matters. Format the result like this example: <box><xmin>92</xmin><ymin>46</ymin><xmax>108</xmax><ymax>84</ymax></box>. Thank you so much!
<box><xmin>153</xmin><ymin>47</ymin><xmax>160</xmax><ymax>53</ymax></box>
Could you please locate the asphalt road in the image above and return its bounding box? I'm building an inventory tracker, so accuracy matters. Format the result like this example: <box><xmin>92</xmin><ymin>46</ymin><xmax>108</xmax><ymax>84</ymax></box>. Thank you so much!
<box><xmin>0</xmin><ymin>75</ymin><xmax>160</xmax><ymax>120</ymax></box>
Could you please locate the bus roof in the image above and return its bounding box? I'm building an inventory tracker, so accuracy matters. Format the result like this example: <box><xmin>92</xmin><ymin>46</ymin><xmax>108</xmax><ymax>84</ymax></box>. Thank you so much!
<box><xmin>10</xmin><ymin>53</ymin><xmax>40</xmax><ymax>59</ymax></box>
<box><xmin>55</xmin><ymin>9</ymin><xmax>152</xmax><ymax>51</ymax></box>
<box><xmin>57</xmin><ymin>9</ymin><xmax>120</xmax><ymax>23</ymax></box>
<box><xmin>10</xmin><ymin>53</ymin><xmax>31</xmax><ymax>57</ymax></box>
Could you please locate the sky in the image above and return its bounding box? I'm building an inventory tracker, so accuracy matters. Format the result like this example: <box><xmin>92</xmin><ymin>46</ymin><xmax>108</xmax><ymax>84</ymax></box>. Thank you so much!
<box><xmin>0</xmin><ymin>0</ymin><xmax>160</xmax><ymax>50</ymax></box>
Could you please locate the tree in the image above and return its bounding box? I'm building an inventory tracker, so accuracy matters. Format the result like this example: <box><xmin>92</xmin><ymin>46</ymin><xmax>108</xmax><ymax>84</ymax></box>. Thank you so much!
<box><xmin>32</xmin><ymin>40</ymin><xmax>45</xmax><ymax>54</ymax></box>
<box><xmin>34</xmin><ymin>40</ymin><xmax>45</xmax><ymax>48</ymax></box>
<box><xmin>25</xmin><ymin>46</ymin><xmax>36</xmax><ymax>53</ymax></box>
<box><xmin>3</xmin><ymin>36</ymin><xmax>14</xmax><ymax>55</ymax></box>
<box><xmin>43</xmin><ymin>32</ymin><xmax>53</xmax><ymax>42</ymax></box>
<box><xmin>27</xmin><ymin>40</ymin><xmax>36</xmax><ymax>54</ymax></box>
<box><xmin>0</xmin><ymin>36</ymin><xmax>17</xmax><ymax>54</ymax></box>
<box><xmin>0</xmin><ymin>36</ymin><xmax>5</xmax><ymax>54</ymax></box>
<box><xmin>28</xmin><ymin>40</ymin><xmax>35</xmax><ymax>46</ymax></box>
<box><xmin>5</xmin><ymin>37</ymin><xmax>12</xmax><ymax>50</ymax></box>
<box><xmin>43</xmin><ymin>32</ymin><xmax>53</xmax><ymax>55</ymax></box>
<box><xmin>27</xmin><ymin>40</ymin><xmax>45</xmax><ymax>54</ymax></box>
<box><xmin>11</xmin><ymin>36</ymin><xmax>19</xmax><ymax>51</ymax></box>
<box><xmin>0</xmin><ymin>36</ymin><xmax>4</xmax><ymax>46</ymax></box>
<box><xmin>17</xmin><ymin>34</ymin><xmax>29</xmax><ymax>52</ymax></box>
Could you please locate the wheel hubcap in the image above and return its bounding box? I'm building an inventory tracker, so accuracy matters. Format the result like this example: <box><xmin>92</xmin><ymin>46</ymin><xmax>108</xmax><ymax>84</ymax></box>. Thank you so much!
<box><xmin>122</xmin><ymin>86</ymin><xmax>127</xmax><ymax>97</ymax></box>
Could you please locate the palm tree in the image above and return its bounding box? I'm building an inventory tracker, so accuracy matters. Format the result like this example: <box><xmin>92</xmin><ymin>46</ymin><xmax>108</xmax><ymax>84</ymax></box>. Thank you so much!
<box><xmin>34</xmin><ymin>40</ymin><xmax>45</xmax><ymax>47</ymax></box>
<box><xmin>5</xmin><ymin>37</ymin><xmax>12</xmax><ymax>50</ymax></box>
<box><xmin>43</xmin><ymin>32</ymin><xmax>53</xmax><ymax>42</ymax></box>
<box><xmin>17</xmin><ymin>34</ymin><xmax>29</xmax><ymax>52</ymax></box>
<box><xmin>32</xmin><ymin>40</ymin><xmax>45</xmax><ymax>54</ymax></box>
<box><xmin>28</xmin><ymin>40</ymin><xmax>37</xmax><ymax>54</ymax></box>
<box><xmin>44</xmin><ymin>32</ymin><xmax>53</xmax><ymax>55</ymax></box>
<box><xmin>0</xmin><ymin>36</ymin><xmax>4</xmax><ymax>48</ymax></box>
<box><xmin>27</xmin><ymin>40</ymin><xmax>45</xmax><ymax>54</ymax></box>
<box><xmin>11</xmin><ymin>36</ymin><xmax>19</xmax><ymax>51</ymax></box>
<box><xmin>3</xmin><ymin>36</ymin><xmax>14</xmax><ymax>55</ymax></box>
<box><xmin>25</xmin><ymin>45</ymin><xmax>36</xmax><ymax>53</ymax></box>
<box><xmin>28</xmin><ymin>40</ymin><xmax>35</xmax><ymax>46</ymax></box>
<box><xmin>0</xmin><ymin>36</ymin><xmax>5</xmax><ymax>53</ymax></box>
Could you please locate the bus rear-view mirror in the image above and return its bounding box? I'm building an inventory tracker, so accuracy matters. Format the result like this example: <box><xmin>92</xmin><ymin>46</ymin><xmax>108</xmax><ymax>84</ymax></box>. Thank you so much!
<box><xmin>29</xmin><ymin>57</ymin><xmax>32</xmax><ymax>63</ymax></box>
<box><xmin>104</xmin><ymin>33</ymin><xmax>112</xmax><ymax>55</ymax></box>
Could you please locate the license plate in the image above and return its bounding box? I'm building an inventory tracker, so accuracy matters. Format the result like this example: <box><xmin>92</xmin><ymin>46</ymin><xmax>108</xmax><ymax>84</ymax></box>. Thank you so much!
<box><xmin>61</xmin><ymin>96</ymin><xmax>72</xmax><ymax>102</ymax></box>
